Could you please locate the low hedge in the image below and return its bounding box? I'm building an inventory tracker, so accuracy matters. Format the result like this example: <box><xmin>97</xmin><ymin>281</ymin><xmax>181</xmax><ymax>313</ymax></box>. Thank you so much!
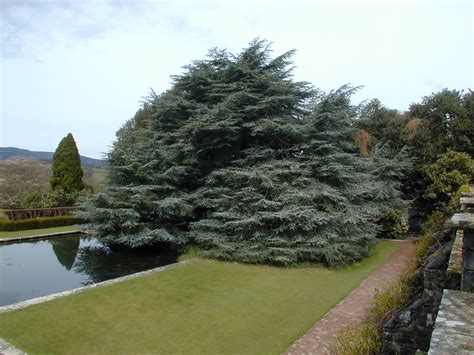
<box><xmin>0</xmin><ymin>216</ymin><xmax>85</xmax><ymax>232</ymax></box>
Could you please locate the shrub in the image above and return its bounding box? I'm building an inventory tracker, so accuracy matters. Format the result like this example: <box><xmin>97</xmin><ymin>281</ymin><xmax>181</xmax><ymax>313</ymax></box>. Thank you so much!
<box><xmin>0</xmin><ymin>216</ymin><xmax>85</xmax><ymax>231</ymax></box>
<box><xmin>415</xmin><ymin>184</ymin><xmax>470</xmax><ymax>262</ymax></box>
<box><xmin>21</xmin><ymin>192</ymin><xmax>44</xmax><ymax>208</ymax></box>
<box><xmin>41</xmin><ymin>188</ymin><xmax>79</xmax><ymax>208</ymax></box>
<box><xmin>22</xmin><ymin>188</ymin><xmax>92</xmax><ymax>209</ymax></box>
<box><xmin>333</xmin><ymin>322</ymin><xmax>381</xmax><ymax>355</ymax></box>
<box><xmin>424</xmin><ymin>150</ymin><xmax>474</xmax><ymax>210</ymax></box>
<box><xmin>413</xmin><ymin>233</ymin><xmax>434</xmax><ymax>262</ymax></box>
<box><xmin>377</xmin><ymin>210</ymin><xmax>408</xmax><ymax>239</ymax></box>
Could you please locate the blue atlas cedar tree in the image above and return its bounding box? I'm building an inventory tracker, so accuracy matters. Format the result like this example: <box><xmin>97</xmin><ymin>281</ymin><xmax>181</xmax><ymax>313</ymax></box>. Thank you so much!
<box><xmin>51</xmin><ymin>133</ymin><xmax>84</xmax><ymax>193</ymax></box>
<box><xmin>81</xmin><ymin>39</ymin><xmax>407</xmax><ymax>267</ymax></box>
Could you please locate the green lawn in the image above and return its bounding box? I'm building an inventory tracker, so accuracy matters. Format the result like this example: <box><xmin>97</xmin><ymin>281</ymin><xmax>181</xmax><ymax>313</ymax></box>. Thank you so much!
<box><xmin>0</xmin><ymin>225</ymin><xmax>79</xmax><ymax>239</ymax></box>
<box><xmin>0</xmin><ymin>241</ymin><xmax>399</xmax><ymax>354</ymax></box>
<box><xmin>83</xmin><ymin>166</ymin><xmax>107</xmax><ymax>191</ymax></box>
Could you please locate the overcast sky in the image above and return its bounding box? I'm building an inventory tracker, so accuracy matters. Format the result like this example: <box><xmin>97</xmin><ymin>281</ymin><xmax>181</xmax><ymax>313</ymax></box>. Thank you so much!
<box><xmin>1</xmin><ymin>0</ymin><xmax>472</xmax><ymax>159</ymax></box>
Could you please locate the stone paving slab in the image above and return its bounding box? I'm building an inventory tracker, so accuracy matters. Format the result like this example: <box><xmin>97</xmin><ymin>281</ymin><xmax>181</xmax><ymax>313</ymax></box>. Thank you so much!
<box><xmin>284</xmin><ymin>239</ymin><xmax>416</xmax><ymax>355</ymax></box>
<box><xmin>429</xmin><ymin>289</ymin><xmax>474</xmax><ymax>355</ymax></box>
<box><xmin>451</xmin><ymin>213</ymin><xmax>474</xmax><ymax>229</ymax></box>
<box><xmin>0</xmin><ymin>230</ymin><xmax>84</xmax><ymax>244</ymax></box>
<box><xmin>461</xmin><ymin>190</ymin><xmax>474</xmax><ymax>198</ymax></box>
<box><xmin>0</xmin><ymin>338</ymin><xmax>26</xmax><ymax>355</ymax></box>
<box><xmin>447</xmin><ymin>229</ymin><xmax>463</xmax><ymax>276</ymax></box>
<box><xmin>460</xmin><ymin>197</ymin><xmax>474</xmax><ymax>206</ymax></box>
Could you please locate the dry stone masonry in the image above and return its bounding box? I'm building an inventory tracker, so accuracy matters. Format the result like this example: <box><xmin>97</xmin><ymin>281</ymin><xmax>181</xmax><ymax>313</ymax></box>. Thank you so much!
<box><xmin>428</xmin><ymin>188</ymin><xmax>474</xmax><ymax>353</ymax></box>
<box><xmin>383</xmin><ymin>187</ymin><xmax>474</xmax><ymax>354</ymax></box>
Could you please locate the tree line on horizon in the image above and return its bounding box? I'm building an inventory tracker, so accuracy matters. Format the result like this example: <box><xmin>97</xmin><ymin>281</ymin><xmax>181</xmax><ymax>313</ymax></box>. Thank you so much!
<box><xmin>356</xmin><ymin>88</ymin><xmax>474</xmax><ymax>212</ymax></box>
<box><xmin>0</xmin><ymin>134</ymin><xmax>105</xmax><ymax>209</ymax></box>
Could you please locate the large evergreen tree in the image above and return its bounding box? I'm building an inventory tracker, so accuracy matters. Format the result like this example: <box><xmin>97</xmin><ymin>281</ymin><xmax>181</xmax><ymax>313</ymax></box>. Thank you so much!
<box><xmin>51</xmin><ymin>133</ymin><xmax>84</xmax><ymax>193</ymax></box>
<box><xmin>190</xmin><ymin>86</ymin><xmax>407</xmax><ymax>267</ymax></box>
<box><xmin>82</xmin><ymin>40</ymin><xmax>406</xmax><ymax>267</ymax></box>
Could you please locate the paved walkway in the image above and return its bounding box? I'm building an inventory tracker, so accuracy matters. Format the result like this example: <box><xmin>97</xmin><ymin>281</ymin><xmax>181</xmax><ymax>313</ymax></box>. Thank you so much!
<box><xmin>284</xmin><ymin>239</ymin><xmax>416</xmax><ymax>355</ymax></box>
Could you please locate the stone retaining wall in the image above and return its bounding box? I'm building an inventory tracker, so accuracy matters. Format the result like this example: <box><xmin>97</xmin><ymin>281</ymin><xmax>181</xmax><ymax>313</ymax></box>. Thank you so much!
<box><xmin>382</xmin><ymin>229</ymin><xmax>454</xmax><ymax>354</ymax></box>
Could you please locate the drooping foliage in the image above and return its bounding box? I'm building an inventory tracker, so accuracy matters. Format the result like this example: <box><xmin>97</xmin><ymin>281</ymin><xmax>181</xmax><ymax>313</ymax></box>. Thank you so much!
<box><xmin>82</xmin><ymin>40</ymin><xmax>407</xmax><ymax>267</ymax></box>
<box><xmin>190</xmin><ymin>86</ymin><xmax>408</xmax><ymax>266</ymax></box>
<box><xmin>51</xmin><ymin>133</ymin><xmax>84</xmax><ymax>193</ymax></box>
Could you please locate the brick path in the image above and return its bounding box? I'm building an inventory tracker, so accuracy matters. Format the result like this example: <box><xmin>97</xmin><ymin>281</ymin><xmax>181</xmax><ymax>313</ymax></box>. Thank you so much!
<box><xmin>284</xmin><ymin>239</ymin><xmax>416</xmax><ymax>355</ymax></box>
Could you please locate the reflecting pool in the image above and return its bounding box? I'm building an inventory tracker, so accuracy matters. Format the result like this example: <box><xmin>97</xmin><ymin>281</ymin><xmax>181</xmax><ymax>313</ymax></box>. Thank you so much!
<box><xmin>0</xmin><ymin>235</ymin><xmax>177</xmax><ymax>307</ymax></box>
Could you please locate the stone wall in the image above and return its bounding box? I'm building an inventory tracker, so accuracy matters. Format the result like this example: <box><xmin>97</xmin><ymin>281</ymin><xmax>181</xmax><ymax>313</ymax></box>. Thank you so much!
<box><xmin>382</xmin><ymin>228</ymin><xmax>454</xmax><ymax>354</ymax></box>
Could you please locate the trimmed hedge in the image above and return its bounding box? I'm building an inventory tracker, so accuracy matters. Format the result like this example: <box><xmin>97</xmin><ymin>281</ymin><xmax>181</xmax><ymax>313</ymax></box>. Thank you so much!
<box><xmin>0</xmin><ymin>216</ymin><xmax>85</xmax><ymax>232</ymax></box>
<box><xmin>3</xmin><ymin>207</ymin><xmax>78</xmax><ymax>221</ymax></box>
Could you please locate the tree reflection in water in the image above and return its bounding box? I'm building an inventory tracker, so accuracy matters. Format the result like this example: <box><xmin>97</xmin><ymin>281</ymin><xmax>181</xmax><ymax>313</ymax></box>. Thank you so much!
<box><xmin>1</xmin><ymin>235</ymin><xmax>178</xmax><ymax>307</ymax></box>
<box><xmin>49</xmin><ymin>236</ymin><xmax>80</xmax><ymax>270</ymax></box>
<box><xmin>73</xmin><ymin>242</ymin><xmax>178</xmax><ymax>285</ymax></box>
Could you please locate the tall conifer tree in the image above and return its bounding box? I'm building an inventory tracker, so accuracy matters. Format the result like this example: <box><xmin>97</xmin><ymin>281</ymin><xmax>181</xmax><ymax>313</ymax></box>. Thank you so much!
<box><xmin>51</xmin><ymin>133</ymin><xmax>84</xmax><ymax>193</ymax></box>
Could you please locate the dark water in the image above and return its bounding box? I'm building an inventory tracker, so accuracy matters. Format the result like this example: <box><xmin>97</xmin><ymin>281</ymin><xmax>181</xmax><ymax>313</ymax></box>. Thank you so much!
<box><xmin>0</xmin><ymin>235</ymin><xmax>177</xmax><ymax>307</ymax></box>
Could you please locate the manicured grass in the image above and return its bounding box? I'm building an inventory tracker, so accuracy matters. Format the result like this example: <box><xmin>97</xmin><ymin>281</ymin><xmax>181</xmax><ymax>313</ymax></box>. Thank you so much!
<box><xmin>0</xmin><ymin>225</ymin><xmax>79</xmax><ymax>239</ymax></box>
<box><xmin>0</xmin><ymin>241</ymin><xmax>399</xmax><ymax>354</ymax></box>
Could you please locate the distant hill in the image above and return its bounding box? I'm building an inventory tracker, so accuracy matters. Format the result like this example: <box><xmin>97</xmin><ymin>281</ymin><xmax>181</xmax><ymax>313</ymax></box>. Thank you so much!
<box><xmin>0</xmin><ymin>147</ymin><xmax>106</xmax><ymax>167</ymax></box>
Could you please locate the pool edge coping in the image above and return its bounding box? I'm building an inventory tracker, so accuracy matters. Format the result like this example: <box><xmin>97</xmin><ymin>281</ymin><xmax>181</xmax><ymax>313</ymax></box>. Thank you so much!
<box><xmin>0</xmin><ymin>230</ymin><xmax>86</xmax><ymax>244</ymax></box>
<box><xmin>0</xmin><ymin>259</ymin><xmax>196</xmax><ymax>313</ymax></box>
